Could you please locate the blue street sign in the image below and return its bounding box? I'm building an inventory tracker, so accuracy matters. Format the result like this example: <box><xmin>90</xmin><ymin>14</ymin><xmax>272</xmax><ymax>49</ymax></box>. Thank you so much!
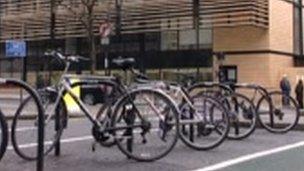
<box><xmin>5</xmin><ymin>40</ymin><xmax>27</xmax><ymax>57</ymax></box>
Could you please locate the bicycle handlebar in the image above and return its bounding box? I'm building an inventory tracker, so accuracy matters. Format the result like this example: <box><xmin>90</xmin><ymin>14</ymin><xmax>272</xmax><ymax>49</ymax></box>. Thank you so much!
<box><xmin>44</xmin><ymin>50</ymin><xmax>90</xmax><ymax>64</ymax></box>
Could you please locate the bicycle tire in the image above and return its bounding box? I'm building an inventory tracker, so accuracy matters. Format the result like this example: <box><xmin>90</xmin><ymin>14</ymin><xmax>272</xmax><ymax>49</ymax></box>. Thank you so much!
<box><xmin>11</xmin><ymin>92</ymin><xmax>67</xmax><ymax>161</ymax></box>
<box><xmin>112</xmin><ymin>88</ymin><xmax>179</xmax><ymax>161</ymax></box>
<box><xmin>257</xmin><ymin>91</ymin><xmax>300</xmax><ymax>133</ymax></box>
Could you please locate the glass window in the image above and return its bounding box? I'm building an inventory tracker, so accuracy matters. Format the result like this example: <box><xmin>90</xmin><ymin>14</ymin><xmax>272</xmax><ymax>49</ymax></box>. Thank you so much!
<box><xmin>179</xmin><ymin>29</ymin><xmax>196</xmax><ymax>50</ymax></box>
<box><xmin>293</xmin><ymin>0</ymin><xmax>304</xmax><ymax>55</ymax></box>
<box><xmin>161</xmin><ymin>31</ymin><xmax>178</xmax><ymax>51</ymax></box>
<box><xmin>199</xmin><ymin>29</ymin><xmax>212</xmax><ymax>49</ymax></box>
<box><xmin>294</xmin><ymin>3</ymin><xmax>300</xmax><ymax>55</ymax></box>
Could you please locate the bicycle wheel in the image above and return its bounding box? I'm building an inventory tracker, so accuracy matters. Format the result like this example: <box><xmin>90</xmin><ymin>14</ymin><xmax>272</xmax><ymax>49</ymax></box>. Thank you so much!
<box><xmin>257</xmin><ymin>91</ymin><xmax>300</xmax><ymax>133</ymax></box>
<box><xmin>179</xmin><ymin>92</ymin><xmax>230</xmax><ymax>150</ymax></box>
<box><xmin>0</xmin><ymin>110</ymin><xmax>8</xmax><ymax>161</ymax></box>
<box><xmin>112</xmin><ymin>88</ymin><xmax>179</xmax><ymax>161</ymax></box>
<box><xmin>221</xmin><ymin>93</ymin><xmax>257</xmax><ymax>140</ymax></box>
<box><xmin>11</xmin><ymin>90</ymin><xmax>67</xmax><ymax>160</ymax></box>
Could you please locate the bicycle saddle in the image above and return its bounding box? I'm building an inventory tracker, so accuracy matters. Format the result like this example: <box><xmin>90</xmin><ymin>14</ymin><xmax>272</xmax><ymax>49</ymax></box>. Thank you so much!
<box><xmin>112</xmin><ymin>57</ymin><xmax>135</xmax><ymax>70</ymax></box>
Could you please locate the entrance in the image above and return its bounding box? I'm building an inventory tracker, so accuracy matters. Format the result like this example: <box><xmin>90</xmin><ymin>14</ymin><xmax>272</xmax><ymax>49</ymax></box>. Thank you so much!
<box><xmin>219</xmin><ymin>65</ymin><xmax>238</xmax><ymax>83</ymax></box>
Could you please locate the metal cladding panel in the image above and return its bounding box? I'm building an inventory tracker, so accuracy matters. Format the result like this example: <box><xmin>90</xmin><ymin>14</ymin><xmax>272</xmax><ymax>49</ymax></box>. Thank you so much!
<box><xmin>199</xmin><ymin>0</ymin><xmax>269</xmax><ymax>28</ymax></box>
<box><xmin>0</xmin><ymin>0</ymin><xmax>268</xmax><ymax>42</ymax></box>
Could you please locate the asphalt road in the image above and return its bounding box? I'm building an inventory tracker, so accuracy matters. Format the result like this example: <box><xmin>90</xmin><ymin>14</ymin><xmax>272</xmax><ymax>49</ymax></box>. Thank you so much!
<box><xmin>1</xmin><ymin>118</ymin><xmax>304</xmax><ymax>171</ymax></box>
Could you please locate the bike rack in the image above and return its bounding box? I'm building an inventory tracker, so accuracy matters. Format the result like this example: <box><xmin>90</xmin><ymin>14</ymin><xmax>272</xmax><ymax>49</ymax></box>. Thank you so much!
<box><xmin>186</xmin><ymin>81</ymin><xmax>234</xmax><ymax>142</ymax></box>
<box><xmin>53</xmin><ymin>98</ymin><xmax>134</xmax><ymax>158</ymax></box>
<box><xmin>233</xmin><ymin>83</ymin><xmax>274</xmax><ymax>127</ymax></box>
<box><xmin>3</xmin><ymin>79</ymin><xmax>45</xmax><ymax>171</ymax></box>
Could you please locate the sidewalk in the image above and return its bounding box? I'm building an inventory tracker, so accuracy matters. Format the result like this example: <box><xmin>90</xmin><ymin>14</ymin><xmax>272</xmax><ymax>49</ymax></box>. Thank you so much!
<box><xmin>0</xmin><ymin>101</ymin><xmax>89</xmax><ymax>120</ymax></box>
<box><xmin>0</xmin><ymin>88</ymin><xmax>25</xmax><ymax>100</ymax></box>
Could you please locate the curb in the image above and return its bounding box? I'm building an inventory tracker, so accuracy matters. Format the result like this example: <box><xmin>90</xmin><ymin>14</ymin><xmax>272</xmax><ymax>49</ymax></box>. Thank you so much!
<box><xmin>4</xmin><ymin>114</ymin><xmax>86</xmax><ymax>120</ymax></box>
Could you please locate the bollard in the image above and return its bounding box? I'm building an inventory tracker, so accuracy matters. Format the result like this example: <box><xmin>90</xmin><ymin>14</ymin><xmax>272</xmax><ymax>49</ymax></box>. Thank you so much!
<box><xmin>5</xmin><ymin>79</ymin><xmax>45</xmax><ymax>171</ymax></box>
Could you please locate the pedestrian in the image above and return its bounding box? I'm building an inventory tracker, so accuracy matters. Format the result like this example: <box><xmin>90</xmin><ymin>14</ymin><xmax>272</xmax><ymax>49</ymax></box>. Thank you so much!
<box><xmin>295</xmin><ymin>79</ymin><xmax>304</xmax><ymax>108</ymax></box>
<box><xmin>280</xmin><ymin>75</ymin><xmax>291</xmax><ymax>105</ymax></box>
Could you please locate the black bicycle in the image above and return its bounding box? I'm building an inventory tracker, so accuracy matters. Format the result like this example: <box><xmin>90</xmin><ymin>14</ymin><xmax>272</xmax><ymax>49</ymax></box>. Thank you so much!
<box><xmin>129</xmin><ymin>67</ymin><xmax>230</xmax><ymax>151</ymax></box>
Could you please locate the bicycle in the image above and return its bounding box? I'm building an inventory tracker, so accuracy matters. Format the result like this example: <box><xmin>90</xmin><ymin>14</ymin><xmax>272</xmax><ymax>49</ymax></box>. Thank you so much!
<box><xmin>129</xmin><ymin>67</ymin><xmax>230</xmax><ymax>151</ymax></box>
<box><xmin>11</xmin><ymin>51</ymin><xmax>180</xmax><ymax>162</ymax></box>
<box><xmin>188</xmin><ymin>81</ymin><xmax>299</xmax><ymax>136</ymax></box>
<box><xmin>233</xmin><ymin>83</ymin><xmax>300</xmax><ymax>133</ymax></box>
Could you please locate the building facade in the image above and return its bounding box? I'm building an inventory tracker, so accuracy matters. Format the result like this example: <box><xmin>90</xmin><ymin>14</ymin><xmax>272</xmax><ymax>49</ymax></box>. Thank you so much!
<box><xmin>0</xmin><ymin>0</ymin><xmax>303</xmax><ymax>89</ymax></box>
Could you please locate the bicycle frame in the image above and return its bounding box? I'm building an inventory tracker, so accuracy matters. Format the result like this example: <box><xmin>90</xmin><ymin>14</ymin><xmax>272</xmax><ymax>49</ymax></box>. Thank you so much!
<box><xmin>137</xmin><ymin>81</ymin><xmax>212</xmax><ymax>124</ymax></box>
<box><xmin>44</xmin><ymin>73</ymin><xmax>171</xmax><ymax>135</ymax></box>
<box><xmin>169</xmin><ymin>85</ymin><xmax>205</xmax><ymax>123</ymax></box>
<box><xmin>43</xmin><ymin>58</ymin><xmax>117</xmax><ymax>128</ymax></box>
<box><xmin>42</xmin><ymin>56</ymin><xmax>170</xmax><ymax>136</ymax></box>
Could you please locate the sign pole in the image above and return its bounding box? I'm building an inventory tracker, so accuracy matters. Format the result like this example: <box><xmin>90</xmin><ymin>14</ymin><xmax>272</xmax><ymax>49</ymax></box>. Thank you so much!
<box><xmin>100</xmin><ymin>21</ymin><xmax>112</xmax><ymax>76</ymax></box>
<box><xmin>22</xmin><ymin>51</ymin><xmax>27</xmax><ymax>82</ymax></box>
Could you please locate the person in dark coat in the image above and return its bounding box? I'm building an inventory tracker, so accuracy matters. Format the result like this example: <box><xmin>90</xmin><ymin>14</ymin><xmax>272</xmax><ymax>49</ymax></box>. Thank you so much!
<box><xmin>280</xmin><ymin>75</ymin><xmax>291</xmax><ymax>105</ymax></box>
<box><xmin>295</xmin><ymin>79</ymin><xmax>304</xmax><ymax>108</ymax></box>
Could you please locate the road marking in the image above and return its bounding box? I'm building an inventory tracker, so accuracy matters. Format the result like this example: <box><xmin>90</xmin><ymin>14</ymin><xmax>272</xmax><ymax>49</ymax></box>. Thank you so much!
<box><xmin>8</xmin><ymin>118</ymin><xmax>89</xmax><ymax>133</ymax></box>
<box><xmin>9</xmin><ymin>127</ymin><xmax>36</xmax><ymax>132</ymax></box>
<box><xmin>192</xmin><ymin>140</ymin><xmax>304</xmax><ymax>171</ymax></box>
<box><xmin>6</xmin><ymin>127</ymin><xmax>166</xmax><ymax>150</ymax></box>
<box><xmin>7</xmin><ymin>135</ymin><xmax>93</xmax><ymax>150</ymax></box>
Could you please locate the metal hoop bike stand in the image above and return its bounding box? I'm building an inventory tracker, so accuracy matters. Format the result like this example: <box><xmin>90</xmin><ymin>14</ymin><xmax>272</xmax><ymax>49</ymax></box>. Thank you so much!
<box><xmin>0</xmin><ymin>78</ymin><xmax>44</xmax><ymax>171</ymax></box>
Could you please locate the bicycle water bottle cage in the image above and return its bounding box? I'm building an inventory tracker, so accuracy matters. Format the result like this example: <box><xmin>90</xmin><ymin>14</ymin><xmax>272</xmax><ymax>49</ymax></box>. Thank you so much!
<box><xmin>112</xmin><ymin>57</ymin><xmax>136</xmax><ymax>71</ymax></box>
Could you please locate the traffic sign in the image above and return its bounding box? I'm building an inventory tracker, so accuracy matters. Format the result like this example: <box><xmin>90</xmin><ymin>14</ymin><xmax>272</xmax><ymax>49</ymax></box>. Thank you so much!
<box><xmin>101</xmin><ymin>37</ymin><xmax>110</xmax><ymax>45</ymax></box>
<box><xmin>99</xmin><ymin>22</ymin><xmax>112</xmax><ymax>38</ymax></box>
<box><xmin>5</xmin><ymin>40</ymin><xmax>27</xmax><ymax>57</ymax></box>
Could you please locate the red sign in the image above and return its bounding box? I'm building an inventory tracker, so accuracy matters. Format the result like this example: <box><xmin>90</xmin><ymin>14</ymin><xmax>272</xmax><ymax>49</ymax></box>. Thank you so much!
<box><xmin>99</xmin><ymin>22</ymin><xmax>112</xmax><ymax>38</ymax></box>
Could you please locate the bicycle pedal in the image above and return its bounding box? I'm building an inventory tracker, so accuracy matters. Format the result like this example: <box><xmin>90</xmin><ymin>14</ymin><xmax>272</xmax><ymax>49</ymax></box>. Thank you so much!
<box><xmin>142</xmin><ymin>139</ymin><xmax>147</xmax><ymax>144</ymax></box>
